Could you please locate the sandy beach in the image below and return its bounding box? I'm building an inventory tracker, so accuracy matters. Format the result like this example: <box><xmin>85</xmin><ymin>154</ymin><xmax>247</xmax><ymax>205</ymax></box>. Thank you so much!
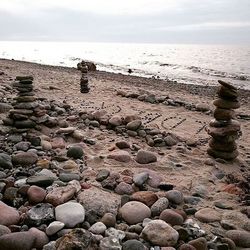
<box><xmin>0</xmin><ymin>58</ymin><xmax>250</xmax><ymax>249</ymax></box>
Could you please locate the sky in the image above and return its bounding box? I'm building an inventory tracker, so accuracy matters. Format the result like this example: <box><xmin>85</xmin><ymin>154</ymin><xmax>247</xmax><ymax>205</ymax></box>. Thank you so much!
<box><xmin>0</xmin><ymin>0</ymin><xmax>250</xmax><ymax>44</ymax></box>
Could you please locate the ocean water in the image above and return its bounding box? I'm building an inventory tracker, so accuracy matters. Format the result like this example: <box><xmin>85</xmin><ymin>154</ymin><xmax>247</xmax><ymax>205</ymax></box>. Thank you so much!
<box><xmin>0</xmin><ymin>41</ymin><xmax>250</xmax><ymax>89</ymax></box>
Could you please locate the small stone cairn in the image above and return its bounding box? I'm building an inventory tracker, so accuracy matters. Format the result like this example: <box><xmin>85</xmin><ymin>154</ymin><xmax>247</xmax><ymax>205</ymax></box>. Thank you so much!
<box><xmin>207</xmin><ymin>80</ymin><xmax>241</xmax><ymax>160</ymax></box>
<box><xmin>3</xmin><ymin>76</ymin><xmax>46</xmax><ymax>132</ymax></box>
<box><xmin>78</xmin><ymin>61</ymin><xmax>90</xmax><ymax>93</ymax></box>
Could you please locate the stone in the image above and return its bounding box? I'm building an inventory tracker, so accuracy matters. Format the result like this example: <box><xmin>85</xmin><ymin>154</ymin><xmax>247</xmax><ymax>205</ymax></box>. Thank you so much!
<box><xmin>89</xmin><ymin>222</ymin><xmax>107</xmax><ymax>235</ymax></box>
<box><xmin>131</xmin><ymin>191</ymin><xmax>158</xmax><ymax>207</ymax></box>
<box><xmin>179</xmin><ymin>244</ymin><xmax>196</xmax><ymax>250</ymax></box>
<box><xmin>0</xmin><ymin>231</ymin><xmax>35</xmax><ymax>250</ymax></box>
<box><xmin>96</xmin><ymin>169</ymin><xmax>110</xmax><ymax>182</ymax></box>
<box><xmin>25</xmin><ymin>203</ymin><xmax>54</xmax><ymax>226</ymax></box>
<box><xmin>100</xmin><ymin>213</ymin><xmax>116</xmax><ymax>227</ymax></box>
<box><xmin>46</xmin><ymin>221</ymin><xmax>65</xmax><ymax>236</ymax></box>
<box><xmin>27</xmin><ymin>185</ymin><xmax>46</xmax><ymax>204</ymax></box>
<box><xmin>26</xmin><ymin>175</ymin><xmax>55</xmax><ymax>187</ymax></box>
<box><xmin>159</xmin><ymin>209</ymin><xmax>184</xmax><ymax>226</ymax></box>
<box><xmin>195</xmin><ymin>103</ymin><xmax>210</xmax><ymax>112</ymax></box>
<box><xmin>51</xmin><ymin>137</ymin><xmax>66</xmax><ymax>149</ymax></box>
<box><xmin>78</xmin><ymin>187</ymin><xmax>120</xmax><ymax>217</ymax></box>
<box><xmin>218</xmin><ymin>85</ymin><xmax>238</xmax><ymax>100</ymax></box>
<box><xmin>141</xmin><ymin>219</ymin><xmax>179</xmax><ymax>246</ymax></box>
<box><xmin>0</xmin><ymin>201</ymin><xmax>20</xmax><ymax>226</ymax></box>
<box><xmin>0</xmin><ymin>153</ymin><xmax>13</xmax><ymax>169</ymax></box>
<box><xmin>0</xmin><ymin>225</ymin><xmax>11</xmax><ymax>237</ymax></box>
<box><xmin>12</xmin><ymin>151</ymin><xmax>38</xmax><ymax>166</ymax></box>
<box><xmin>67</xmin><ymin>146</ymin><xmax>84</xmax><ymax>159</ymax></box>
<box><xmin>151</xmin><ymin>197</ymin><xmax>169</xmax><ymax>216</ymax></box>
<box><xmin>164</xmin><ymin>135</ymin><xmax>178</xmax><ymax>146</ymax></box>
<box><xmin>55</xmin><ymin>228</ymin><xmax>95</xmax><ymax>250</ymax></box>
<box><xmin>59</xmin><ymin>173</ymin><xmax>80</xmax><ymax>182</ymax></box>
<box><xmin>207</xmin><ymin>122</ymin><xmax>240</xmax><ymax>138</ymax></box>
<box><xmin>214</xmin><ymin>108</ymin><xmax>235</xmax><ymax>120</ymax></box>
<box><xmin>59</xmin><ymin>160</ymin><xmax>79</xmax><ymax>173</ymax></box>
<box><xmin>126</xmin><ymin>120</ymin><xmax>142</xmax><ymax>131</ymax></box>
<box><xmin>213</xmin><ymin>98</ymin><xmax>240</xmax><ymax>109</ymax></box>
<box><xmin>166</xmin><ymin>190</ymin><xmax>184</xmax><ymax>204</ymax></box>
<box><xmin>109</xmin><ymin>115</ymin><xmax>123</xmax><ymax>126</ymax></box>
<box><xmin>195</xmin><ymin>208</ymin><xmax>221</xmax><ymax>223</ymax></box>
<box><xmin>56</xmin><ymin>127</ymin><xmax>76</xmax><ymax>134</ymax></box>
<box><xmin>0</xmin><ymin>102</ymin><xmax>12</xmax><ymax>113</ymax></box>
<box><xmin>99</xmin><ymin>236</ymin><xmax>122</xmax><ymax>250</ymax></box>
<box><xmin>45</xmin><ymin>185</ymin><xmax>77</xmax><ymax>206</ymax></box>
<box><xmin>119</xmin><ymin>201</ymin><xmax>151</xmax><ymax>224</ymax></box>
<box><xmin>107</xmin><ymin>150</ymin><xmax>131</xmax><ymax>163</ymax></box>
<box><xmin>115</xmin><ymin>182</ymin><xmax>133</xmax><ymax>195</ymax></box>
<box><xmin>207</xmin><ymin>148</ymin><xmax>239</xmax><ymax>160</ymax></box>
<box><xmin>122</xmin><ymin>239</ymin><xmax>145</xmax><ymax>250</ymax></box>
<box><xmin>115</xmin><ymin>140</ymin><xmax>130</xmax><ymax>149</ymax></box>
<box><xmin>105</xmin><ymin>227</ymin><xmax>126</xmax><ymax>240</ymax></box>
<box><xmin>222</xmin><ymin>211</ymin><xmax>249</xmax><ymax>231</ymax></box>
<box><xmin>209</xmin><ymin>139</ymin><xmax>237</xmax><ymax>152</ymax></box>
<box><xmin>189</xmin><ymin>237</ymin><xmax>208</xmax><ymax>250</ymax></box>
<box><xmin>133</xmin><ymin>172</ymin><xmax>149</xmax><ymax>186</ymax></box>
<box><xmin>29</xmin><ymin>227</ymin><xmax>49</xmax><ymax>249</ymax></box>
<box><xmin>135</xmin><ymin>150</ymin><xmax>157</xmax><ymax>164</ymax></box>
<box><xmin>55</xmin><ymin>201</ymin><xmax>85</xmax><ymax>228</ymax></box>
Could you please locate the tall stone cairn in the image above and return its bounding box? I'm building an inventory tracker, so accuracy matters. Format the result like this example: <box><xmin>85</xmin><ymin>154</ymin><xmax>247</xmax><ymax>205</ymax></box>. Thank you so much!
<box><xmin>3</xmin><ymin>76</ymin><xmax>46</xmax><ymax>133</ymax></box>
<box><xmin>79</xmin><ymin>62</ymin><xmax>90</xmax><ymax>93</ymax></box>
<box><xmin>207</xmin><ymin>80</ymin><xmax>241</xmax><ymax>160</ymax></box>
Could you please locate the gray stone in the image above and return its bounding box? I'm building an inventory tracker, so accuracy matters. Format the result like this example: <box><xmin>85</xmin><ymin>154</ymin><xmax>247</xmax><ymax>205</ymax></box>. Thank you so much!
<box><xmin>135</xmin><ymin>150</ymin><xmax>157</xmax><ymax>164</ymax></box>
<box><xmin>225</xmin><ymin>230</ymin><xmax>250</xmax><ymax>248</ymax></box>
<box><xmin>151</xmin><ymin>197</ymin><xmax>169</xmax><ymax>216</ymax></box>
<box><xmin>46</xmin><ymin>221</ymin><xmax>65</xmax><ymax>236</ymax></box>
<box><xmin>99</xmin><ymin>236</ymin><xmax>122</xmax><ymax>250</ymax></box>
<box><xmin>122</xmin><ymin>240</ymin><xmax>146</xmax><ymax>250</ymax></box>
<box><xmin>166</xmin><ymin>190</ymin><xmax>184</xmax><ymax>205</ymax></box>
<box><xmin>67</xmin><ymin>146</ymin><xmax>84</xmax><ymax>159</ymax></box>
<box><xmin>105</xmin><ymin>227</ymin><xmax>126</xmax><ymax>241</ymax></box>
<box><xmin>12</xmin><ymin>151</ymin><xmax>38</xmax><ymax>166</ymax></box>
<box><xmin>133</xmin><ymin>172</ymin><xmax>149</xmax><ymax>186</ymax></box>
<box><xmin>0</xmin><ymin>153</ymin><xmax>13</xmax><ymax>169</ymax></box>
<box><xmin>89</xmin><ymin>222</ymin><xmax>107</xmax><ymax>235</ymax></box>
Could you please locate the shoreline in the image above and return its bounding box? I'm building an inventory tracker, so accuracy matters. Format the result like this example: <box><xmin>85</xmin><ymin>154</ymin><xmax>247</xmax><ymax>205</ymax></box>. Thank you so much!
<box><xmin>1</xmin><ymin>58</ymin><xmax>250</xmax><ymax>102</ymax></box>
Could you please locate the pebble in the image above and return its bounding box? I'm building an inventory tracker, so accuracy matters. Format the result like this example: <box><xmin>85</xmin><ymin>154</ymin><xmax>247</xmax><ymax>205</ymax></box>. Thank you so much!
<box><xmin>131</xmin><ymin>191</ymin><xmax>158</xmax><ymax>207</ymax></box>
<box><xmin>29</xmin><ymin>227</ymin><xmax>49</xmax><ymax>249</ymax></box>
<box><xmin>67</xmin><ymin>146</ymin><xmax>84</xmax><ymax>159</ymax></box>
<box><xmin>151</xmin><ymin>197</ymin><xmax>169</xmax><ymax>216</ymax></box>
<box><xmin>133</xmin><ymin>172</ymin><xmax>149</xmax><ymax>186</ymax></box>
<box><xmin>126</xmin><ymin>119</ymin><xmax>142</xmax><ymax>131</ymax></box>
<box><xmin>26</xmin><ymin>175</ymin><xmax>55</xmax><ymax>187</ymax></box>
<box><xmin>0</xmin><ymin>153</ymin><xmax>13</xmax><ymax>169</ymax></box>
<box><xmin>27</xmin><ymin>185</ymin><xmax>46</xmax><ymax>204</ymax></box>
<box><xmin>188</xmin><ymin>237</ymin><xmax>208</xmax><ymax>250</ymax></box>
<box><xmin>115</xmin><ymin>140</ymin><xmax>130</xmax><ymax>149</ymax></box>
<box><xmin>119</xmin><ymin>201</ymin><xmax>151</xmax><ymax>224</ymax></box>
<box><xmin>159</xmin><ymin>209</ymin><xmax>184</xmax><ymax>226</ymax></box>
<box><xmin>0</xmin><ymin>201</ymin><xmax>20</xmax><ymax>226</ymax></box>
<box><xmin>225</xmin><ymin>230</ymin><xmax>250</xmax><ymax>247</ymax></box>
<box><xmin>89</xmin><ymin>222</ymin><xmax>107</xmax><ymax>235</ymax></box>
<box><xmin>55</xmin><ymin>201</ymin><xmax>85</xmax><ymax>228</ymax></box>
<box><xmin>100</xmin><ymin>213</ymin><xmax>116</xmax><ymax>227</ymax></box>
<box><xmin>115</xmin><ymin>182</ymin><xmax>133</xmax><ymax>195</ymax></box>
<box><xmin>96</xmin><ymin>169</ymin><xmax>110</xmax><ymax>182</ymax></box>
<box><xmin>122</xmin><ymin>239</ymin><xmax>146</xmax><ymax>250</ymax></box>
<box><xmin>12</xmin><ymin>151</ymin><xmax>38</xmax><ymax>166</ymax></box>
<box><xmin>99</xmin><ymin>236</ymin><xmax>122</xmax><ymax>250</ymax></box>
<box><xmin>195</xmin><ymin>208</ymin><xmax>221</xmax><ymax>223</ymax></box>
<box><xmin>109</xmin><ymin>115</ymin><xmax>123</xmax><ymax>126</ymax></box>
<box><xmin>141</xmin><ymin>219</ymin><xmax>179</xmax><ymax>247</ymax></box>
<box><xmin>107</xmin><ymin>150</ymin><xmax>131</xmax><ymax>163</ymax></box>
<box><xmin>0</xmin><ymin>225</ymin><xmax>11</xmax><ymax>237</ymax></box>
<box><xmin>135</xmin><ymin>150</ymin><xmax>157</xmax><ymax>164</ymax></box>
<box><xmin>46</xmin><ymin>221</ymin><xmax>65</xmax><ymax>236</ymax></box>
<box><xmin>59</xmin><ymin>173</ymin><xmax>80</xmax><ymax>182</ymax></box>
<box><xmin>166</xmin><ymin>190</ymin><xmax>184</xmax><ymax>204</ymax></box>
<box><xmin>105</xmin><ymin>227</ymin><xmax>126</xmax><ymax>240</ymax></box>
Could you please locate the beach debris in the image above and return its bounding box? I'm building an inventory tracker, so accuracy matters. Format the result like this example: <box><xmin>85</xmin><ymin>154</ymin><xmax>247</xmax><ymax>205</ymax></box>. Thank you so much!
<box><xmin>79</xmin><ymin>61</ymin><xmax>90</xmax><ymax>93</ymax></box>
<box><xmin>207</xmin><ymin>80</ymin><xmax>241</xmax><ymax>160</ymax></box>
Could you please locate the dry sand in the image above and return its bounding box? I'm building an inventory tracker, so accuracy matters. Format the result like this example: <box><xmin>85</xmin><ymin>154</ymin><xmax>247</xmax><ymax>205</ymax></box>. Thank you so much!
<box><xmin>0</xmin><ymin>58</ymin><xmax>249</xmax><ymax>216</ymax></box>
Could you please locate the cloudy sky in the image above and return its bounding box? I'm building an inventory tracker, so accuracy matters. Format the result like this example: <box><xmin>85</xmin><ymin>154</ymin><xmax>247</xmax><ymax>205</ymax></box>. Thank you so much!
<box><xmin>0</xmin><ymin>0</ymin><xmax>250</xmax><ymax>44</ymax></box>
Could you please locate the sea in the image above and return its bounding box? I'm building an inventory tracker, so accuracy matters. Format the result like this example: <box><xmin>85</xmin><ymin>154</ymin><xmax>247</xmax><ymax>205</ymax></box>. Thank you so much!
<box><xmin>0</xmin><ymin>41</ymin><xmax>250</xmax><ymax>89</ymax></box>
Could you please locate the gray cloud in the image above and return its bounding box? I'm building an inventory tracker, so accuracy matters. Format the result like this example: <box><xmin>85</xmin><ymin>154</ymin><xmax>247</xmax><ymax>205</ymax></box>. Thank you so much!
<box><xmin>0</xmin><ymin>0</ymin><xmax>249</xmax><ymax>43</ymax></box>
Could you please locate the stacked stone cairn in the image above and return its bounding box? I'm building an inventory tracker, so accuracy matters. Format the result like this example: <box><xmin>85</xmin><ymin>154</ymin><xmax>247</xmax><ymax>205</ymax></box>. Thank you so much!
<box><xmin>207</xmin><ymin>80</ymin><xmax>241</xmax><ymax>160</ymax></box>
<box><xmin>3</xmin><ymin>76</ymin><xmax>46</xmax><ymax>132</ymax></box>
<box><xmin>79</xmin><ymin>61</ymin><xmax>90</xmax><ymax>93</ymax></box>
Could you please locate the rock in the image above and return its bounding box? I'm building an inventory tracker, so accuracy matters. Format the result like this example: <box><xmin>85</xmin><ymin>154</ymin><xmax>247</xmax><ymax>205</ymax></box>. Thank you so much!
<box><xmin>115</xmin><ymin>182</ymin><xmax>133</xmax><ymax>195</ymax></box>
<box><xmin>59</xmin><ymin>160</ymin><xmax>79</xmax><ymax>173</ymax></box>
<box><xmin>195</xmin><ymin>103</ymin><xmax>210</xmax><ymax>112</ymax></box>
<box><xmin>55</xmin><ymin>201</ymin><xmax>85</xmax><ymax>228</ymax></box>
<box><xmin>151</xmin><ymin>197</ymin><xmax>169</xmax><ymax>216</ymax></box>
<box><xmin>45</xmin><ymin>185</ymin><xmax>77</xmax><ymax>206</ymax></box>
<box><xmin>225</xmin><ymin>230</ymin><xmax>250</xmax><ymax>247</ymax></box>
<box><xmin>51</xmin><ymin>137</ymin><xmax>66</xmax><ymax>149</ymax></box>
<box><xmin>195</xmin><ymin>208</ymin><xmax>221</xmax><ymax>223</ymax></box>
<box><xmin>25</xmin><ymin>203</ymin><xmax>54</xmax><ymax>226</ymax></box>
<box><xmin>0</xmin><ymin>153</ymin><xmax>13</xmax><ymax>169</ymax></box>
<box><xmin>166</xmin><ymin>190</ymin><xmax>184</xmax><ymax>204</ymax></box>
<box><xmin>135</xmin><ymin>150</ymin><xmax>157</xmax><ymax>164</ymax></box>
<box><xmin>0</xmin><ymin>201</ymin><xmax>20</xmax><ymax>226</ymax></box>
<box><xmin>0</xmin><ymin>103</ymin><xmax>12</xmax><ymax>113</ymax></box>
<box><xmin>29</xmin><ymin>227</ymin><xmax>49</xmax><ymax>249</ymax></box>
<box><xmin>107</xmin><ymin>150</ymin><xmax>131</xmax><ymax>163</ymax></box>
<box><xmin>141</xmin><ymin>219</ymin><xmax>179</xmax><ymax>246</ymax></box>
<box><xmin>26</xmin><ymin>175</ymin><xmax>55</xmax><ymax>187</ymax></box>
<box><xmin>59</xmin><ymin>173</ymin><xmax>80</xmax><ymax>182</ymax></box>
<box><xmin>133</xmin><ymin>172</ymin><xmax>149</xmax><ymax>186</ymax></box>
<box><xmin>56</xmin><ymin>127</ymin><xmax>76</xmax><ymax>134</ymax></box>
<box><xmin>109</xmin><ymin>115</ymin><xmax>123</xmax><ymax>126</ymax></box>
<box><xmin>67</xmin><ymin>146</ymin><xmax>84</xmax><ymax>159</ymax></box>
<box><xmin>96</xmin><ymin>169</ymin><xmax>110</xmax><ymax>182</ymax></box>
<box><xmin>213</xmin><ymin>99</ymin><xmax>240</xmax><ymax>109</ymax></box>
<box><xmin>99</xmin><ymin>236</ymin><xmax>122</xmax><ymax>250</ymax></box>
<box><xmin>55</xmin><ymin>228</ymin><xmax>95</xmax><ymax>250</ymax></box>
<box><xmin>100</xmin><ymin>213</ymin><xmax>116</xmax><ymax>227</ymax></box>
<box><xmin>105</xmin><ymin>227</ymin><xmax>126</xmax><ymax>240</ymax></box>
<box><xmin>119</xmin><ymin>201</ymin><xmax>151</xmax><ymax>224</ymax></box>
<box><xmin>89</xmin><ymin>222</ymin><xmax>107</xmax><ymax>235</ymax></box>
<box><xmin>131</xmin><ymin>191</ymin><xmax>158</xmax><ymax>207</ymax></box>
<box><xmin>221</xmin><ymin>211</ymin><xmax>249</xmax><ymax>231</ymax></box>
<box><xmin>0</xmin><ymin>225</ymin><xmax>11</xmax><ymax>237</ymax></box>
<box><xmin>46</xmin><ymin>221</ymin><xmax>65</xmax><ymax>236</ymax></box>
<box><xmin>12</xmin><ymin>151</ymin><xmax>38</xmax><ymax>166</ymax></box>
<box><xmin>179</xmin><ymin>244</ymin><xmax>197</xmax><ymax>250</ymax></box>
<box><xmin>164</xmin><ymin>135</ymin><xmax>178</xmax><ymax>146</ymax></box>
<box><xmin>159</xmin><ymin>209</ymin><xmax>184</xmax><ymax>226</ymax></box>
<box><xmin>188</xmin><ymin>237</ymin><xmax>208</xmax><ymax>250</ymax></box>
<box><xmin>13</xmin><ymin>141</ymin><xmax>31</xmax><ymax>151</ymax></box>
<box><xmin>122</xmin><ymin>239</ymin><xmax>145</xmax><ymax>250</ymax></box>
<box><xmin>115</xmin><ymin>140</ymin><xmax>130</xmax><ymax>149</ymax></box>
<box><xmin>78</xmin><ymin>187</ymin><xmax>120</xmax><ymax>217</ymax></box>
<box><xmin>27</xmin><ymin>185</ymin><xmax>46</xmax><ymax>204</ymax></box>
<box><xmin>0</xmin><ymin>231</ymin><xmax>35</xmax><ymax>250</ymax></box>
<box><xmin>126</xmin><ymin>120</ymin><xmax>142</xmax><ymax>131</ymax></box>
<box><xmin>214</xmin><ymin>108</ymin><xmax>235</xmax><ymax>120</ymax></box>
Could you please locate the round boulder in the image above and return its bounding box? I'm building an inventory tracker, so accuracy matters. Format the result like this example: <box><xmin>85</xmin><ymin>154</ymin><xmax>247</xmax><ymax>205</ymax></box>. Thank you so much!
<box><xmin>67</xmin><ymin>146</ymin><xmax>84</xmax><ymax>159</ymax></box>
<box><xmin>135</xmin><ymin>150</ymin><xmax>157</xmax><ymax>164</ymax></box>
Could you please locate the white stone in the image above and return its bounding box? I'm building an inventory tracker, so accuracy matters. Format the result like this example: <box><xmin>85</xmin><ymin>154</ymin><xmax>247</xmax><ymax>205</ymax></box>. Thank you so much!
<box><xmin>46</xmin><ymin>221</ymin><xmax>65</xmax><ymax>236</ymax></box>
<box><xmin>89</xmin><ymin>222</ymin><xmax>107</xmax><ymax>235</ymax></box>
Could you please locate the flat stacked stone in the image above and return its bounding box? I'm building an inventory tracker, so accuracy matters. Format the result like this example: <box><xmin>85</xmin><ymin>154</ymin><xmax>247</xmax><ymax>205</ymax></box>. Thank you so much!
<box><xmin>3</xmin><ymin>76</ymin><xmax>46</xmax><ymax>132</ymax></box>
<box><xmin>207</xmin><ymin>80</ymin><xmax>241</xmax><ymax>160</ymax></box>
<box><xmin>79</xmin><ymin>62</ymin><xmax>90</xmax><ymax>93</ymax></box>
